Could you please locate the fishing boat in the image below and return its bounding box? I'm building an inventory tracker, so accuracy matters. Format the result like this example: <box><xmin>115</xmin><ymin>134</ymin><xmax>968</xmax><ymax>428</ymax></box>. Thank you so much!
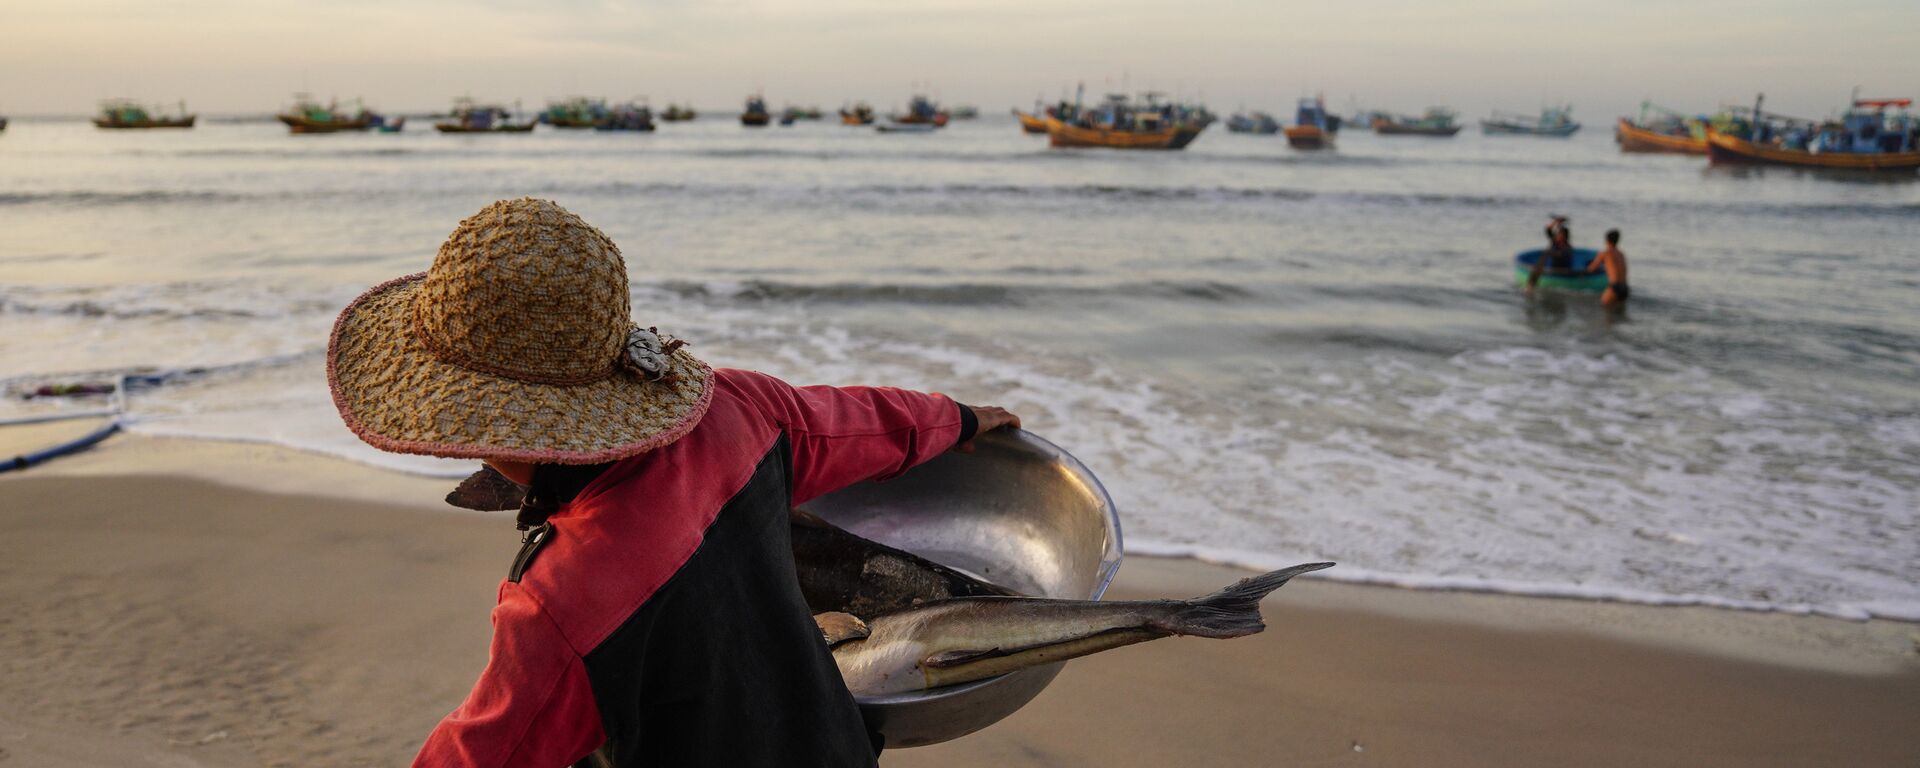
<box><xmin>1044</xmin><ymin>92</ymin><xmax>1207</xmax><ymax>150</ymax></box>
<box><xmin>1284</xmin><ymin>96</ymin><xmax>1334</xmax><ymax>149</ymax></box>
<box><xmin>1013</xmin><ymin>108</ymin><xmax>1048</xmax><ymax>134</ymax></box>
<box><xmin>1481</xmin><ymin>105</ymin><xmax>1580</xmax><ymax>136</ymax></box>
<box><xmin>0</xmin><ymin>116</ymin><xmax>8</xmax><ymax>132</ymax></box>
<box><xmin>891</xmin><ymin>94</ymin><xmax>949</xmax><ymax>126</ymax></box>
<box><xmin>277</xmin><ymin>94</ymin><xmax>390</xmax><ymax>134</ymax></box>
<box><xmin>741</xmin><ymin>95</ymin><xmax>771</xmax><ymax>127</ymax></box>
<box><xmin>790</xmin><ymin>106</ymin><xmax>824</xmax><ymax>120</ymax></box>
<box><xmin>1226</xmin><ymin>110</ymin><xmax>1280</xmax><ymax>134</ymax></box>
<box><xmin>1615</xmin><ymin>101</ymin><xmax>1706</xmax><ymax>154</ymax></box>
<box><xmin>949</xmin><ymin>105</ymin><xmax>980</xmax><ymax>120</ymax></box>
<box><xmin>840</xmin><ymin>102</ymin><xmax>876</xmax><ymax>125</ymax></box>
<box><xmin>541</xmin><ymin>97</ymin><xmax>610</xmax><ymax>128</ymax></box>
<box><xmin>373</xmin><ymin>117</ymin><xmax>405</xmax><ymax>133</ymax></box>
<box><xmin>92</xmin><ymin>99</ymin><xmax>195</xmax><ymax>129</ymax></box>
<box><xmin>1515</xmin><ymin>248</ymin><xmax>1606</xmax><ymax>292</ymax></box>
<box><xmin>434</xmin><ymin>99</ymin><xmax>535</xmax><ymax>133</ymax></box>
<box><xmin>661</xmin><ymin>104</ymin><xmax>697</xmax><ymax>122</ymax></box>
<box><xmin>1704</xmin><ymin>94</ymin><xmax>1920</xmax><ymax>172</ymax></box>
<box><xmin>595</xmin><ymin>101</ymin><xmax>655</xmax><ymax>132</ymax></box>
<box><xmin>837</xmin><ymin>102</ymin><xmax>875</xmax><ymax>124</ymax></box>
<box><xmin>1373</xmin><ymin>107</ymin><xmax>1462</xmax><ymax>136</ymax></box>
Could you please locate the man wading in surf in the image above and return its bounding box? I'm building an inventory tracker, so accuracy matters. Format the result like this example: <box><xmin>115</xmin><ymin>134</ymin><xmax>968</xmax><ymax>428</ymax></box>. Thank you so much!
<box><xmin>327</xmin><ymin>198</ymin><xmax>1019</xmax><ymax>767</ymax></box>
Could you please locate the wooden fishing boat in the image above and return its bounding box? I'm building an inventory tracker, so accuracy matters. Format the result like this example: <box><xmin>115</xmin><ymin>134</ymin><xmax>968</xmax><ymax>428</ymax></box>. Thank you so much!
<box><xmin>1515</xmin><ymin>248</ymin><xmax>1607</xmax><ymax>292</ymax></box>
<box><xmin>1704</xmin><ymin>96</ymin><xmax>1919</xmax><ymax>172</ymax></box>
<box><xmin>434</xmin><ymin>100</ymin><xmax>535</xmax><ymax>133</ymax></box>
<box><xmin>93</xmin><ymin>99</ymin><xmax>195</xmax><ymax>129</ymax></box>
<box><xmin>1044</xmin><ymin>116</ymin><xmax>1201</xmax><ymax>149</ymax></box>
<box><xmin>1285</xmin><ymin>96</ymin><xmax>1334</xmax><ymax>149</ymax></box>
<box><xmin>595</xmin><ymin>102</ymin><xmax>655</xmax><ymax>132</ymax></box>
<box><xmin>741</xmin><ymin>95</ymin><xmax>771</xmax><ymax>127</ymax></box>
<box><xmin>277</xmin><ymin>94</ymin><xmax>386</xmax><ymax>134</ymax></box>
<box><xmin>660</xmin><ymin>104</ymin><xmax>696</xmax><ymax>122</ymax></box>
<box><xmin>1706</xmin><ymin>127</ymin><xmax>1920</xmax><ymax>171</ymax></box>
<box><xmin>841</xmin><ymin>102</ymin><xmax>876</xmax><ymax>125</ymax></box>
<box><xmin>1373</xmin><ymin>107</ymin><xmax>1462</xmax><ymax>136</ymax></box>
<box><xmin>541</xmin><ymin>97</ymin><xmax>609</xmax><ymax>128</ymax></box>
<box><xmin>1481</xmin><ymin>105</ymin><xmax>1579</xmax><ymax>136</ymax></box>
<box><xmin>891</xmin><ymin>94</ymin><xmax>948</xmax><ymax>126</ymax></box>
<box><xmin>1614</xmin><ymin>102</ymin><xmax>1705</xmax><ymax>154</ymax></box>
<box><xmin>1013</xmin><ymin>109</ymin><xmax>1048</xmax><ymax>134</ymax></box>
<box><xmin>1616</xmin><ymin>118</ymin><xmax>1705</xmax><ymax>154</ymax></box>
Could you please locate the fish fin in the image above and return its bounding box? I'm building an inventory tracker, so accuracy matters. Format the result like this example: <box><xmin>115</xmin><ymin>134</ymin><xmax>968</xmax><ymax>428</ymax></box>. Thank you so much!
<box><xmin>923</xmin><ymin>647</ymin><xmax>1011</xmax><ymax>669</ymax></box>
<box><xmin>814</xmin><ymin>612</ymin><xmax>869</xmax><ymax>647</ymax></box>
<box><xmin>446</xmin><ymin>466</ymin><xmax>527</xmax><ymax>511</ymax></box>
<box><xmin>1157</xmin><ymin>562</ymin><xmax>1335</xmax><ymax>639</ymax></box>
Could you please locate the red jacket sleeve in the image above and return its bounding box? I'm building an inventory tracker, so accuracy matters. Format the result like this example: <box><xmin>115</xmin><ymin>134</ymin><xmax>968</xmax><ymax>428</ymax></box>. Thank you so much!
<box><xmin>720</xmin><ymin>368</ymin><xmax>966</xmax><ymax>504</ymax></box>
<box><xmin>414</xmin><ymin>582</ymin><xmax>604</xmax><ymax>768</ymax></box>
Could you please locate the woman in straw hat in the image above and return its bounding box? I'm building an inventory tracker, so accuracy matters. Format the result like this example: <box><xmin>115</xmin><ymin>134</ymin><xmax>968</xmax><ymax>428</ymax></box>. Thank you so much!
<box><xmin>328</xmin><ymin>198</ymin><xmax>1018</xmax><ymax>767</ymax></box>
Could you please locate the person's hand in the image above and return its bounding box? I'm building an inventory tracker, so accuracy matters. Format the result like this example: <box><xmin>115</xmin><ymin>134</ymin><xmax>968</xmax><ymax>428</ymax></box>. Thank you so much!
<box><xmin>957</xmin><ymin>405</ymin><xmax>1022</xmax><ymax>453</ymax></box>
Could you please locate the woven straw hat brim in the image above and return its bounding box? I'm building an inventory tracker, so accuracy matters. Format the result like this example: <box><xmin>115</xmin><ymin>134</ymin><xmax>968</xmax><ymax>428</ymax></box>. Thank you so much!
<box><xmin>327</xmin><ymin>273</ymin><xmax>713</xmax><ymax>464</ymax></box>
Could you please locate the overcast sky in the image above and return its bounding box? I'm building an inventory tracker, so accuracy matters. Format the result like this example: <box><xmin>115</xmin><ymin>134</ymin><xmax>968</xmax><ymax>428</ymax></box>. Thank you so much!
<box><xmin>2</xmin><ymin>0</ymin><xmax>1913</xmax><ymax>119</ymax></box>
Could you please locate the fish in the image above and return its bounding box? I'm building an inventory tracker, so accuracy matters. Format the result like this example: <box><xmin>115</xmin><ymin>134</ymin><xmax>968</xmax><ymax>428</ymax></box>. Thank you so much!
<box><xmin>818</xmin><ymin>562</ymin><xmax>1334</xmax><ymax>695</ymax></box>
<box><xmin>446</xmin><ymin>467</ymin><xmax>1015</xmax><ymax>617</ymax></box>
<box><xmin>787</xmin><ymin>507</ymin><xmax>1015</xmax><ymax>619</ymax></box>
<box><xmin>448</xmin><ymin>468</ymin><xmax>1330</xmax><ymax>697</ymax></box>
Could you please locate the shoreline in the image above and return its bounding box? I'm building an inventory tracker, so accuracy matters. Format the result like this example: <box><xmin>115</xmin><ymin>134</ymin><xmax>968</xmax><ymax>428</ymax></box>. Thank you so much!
<box><xmin>13</xmin><ymin>421</ymin><xmax>1920</xmax><ymax>628</ymax></box>
<box><xmin>2</xmin><ymin>430</ymin><xmax>1918</xmax><ymax>765</ymax></box>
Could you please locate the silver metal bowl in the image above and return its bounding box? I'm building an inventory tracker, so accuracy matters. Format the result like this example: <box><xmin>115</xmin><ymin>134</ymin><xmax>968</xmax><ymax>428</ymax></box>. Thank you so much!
<box><xmin>800</xmin><ymin>428</ymin><xmax>1124</xmax><ymax>748</ymax></box>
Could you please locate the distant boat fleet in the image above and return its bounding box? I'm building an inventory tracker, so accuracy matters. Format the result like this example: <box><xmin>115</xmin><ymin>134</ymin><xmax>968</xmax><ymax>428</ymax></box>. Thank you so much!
<box><xmin>17</xmin><ymin>87</ymin><xmax>1912</xmax><ymax>172</ymax></box>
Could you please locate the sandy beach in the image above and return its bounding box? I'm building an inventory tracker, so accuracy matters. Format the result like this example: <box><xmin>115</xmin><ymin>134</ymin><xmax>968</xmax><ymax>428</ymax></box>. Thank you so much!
<box><xmin>2</xmin><ymin>428</ymin><xmax>1917</xmax><ymax>767</ymax></box>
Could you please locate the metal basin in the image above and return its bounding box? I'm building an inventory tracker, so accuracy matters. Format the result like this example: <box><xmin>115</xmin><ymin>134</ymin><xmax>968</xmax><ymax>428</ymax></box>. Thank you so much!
<box><xmin>799</xmin><ymin>428</ymin><xmax>1124</xmax><ymax>748</ymax></box>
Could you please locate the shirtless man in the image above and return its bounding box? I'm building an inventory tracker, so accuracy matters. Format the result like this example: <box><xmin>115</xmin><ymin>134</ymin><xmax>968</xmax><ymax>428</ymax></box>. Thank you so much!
<box><xmin>1587</xmin><ymin>228</ymin><xmax>1630</xmax><ymax>307</ymax></box>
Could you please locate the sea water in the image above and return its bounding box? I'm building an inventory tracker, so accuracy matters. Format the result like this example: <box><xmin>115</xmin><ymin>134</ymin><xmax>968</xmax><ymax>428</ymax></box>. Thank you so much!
<box><xmin>2</xmin><ymin>116</ymin><xmax>1915</xmax><ymax>620</ymax></box>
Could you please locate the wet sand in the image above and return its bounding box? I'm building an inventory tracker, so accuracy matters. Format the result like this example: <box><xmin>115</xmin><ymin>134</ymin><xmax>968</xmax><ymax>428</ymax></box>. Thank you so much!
<box><xmin>2</xmin><ymin>433</ymin><xmax>1916</xmax><ymax>767</ymax></box>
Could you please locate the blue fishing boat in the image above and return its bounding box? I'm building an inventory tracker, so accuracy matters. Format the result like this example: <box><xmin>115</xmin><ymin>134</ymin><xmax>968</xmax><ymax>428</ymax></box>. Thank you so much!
<box><xmin>1284</xmin><ymin>96</ymin><xmax>1334</xmax><ymax>149</ymax></box>
<box><xmin>1514</xmin><ymin>248</ymin><xmax>1606</xmax><ymax>292</ymax></box>
<box><xmin>1482</xmin><ymin>105</ymin><xmax>1580</xmax><ymax>136</ymax></box>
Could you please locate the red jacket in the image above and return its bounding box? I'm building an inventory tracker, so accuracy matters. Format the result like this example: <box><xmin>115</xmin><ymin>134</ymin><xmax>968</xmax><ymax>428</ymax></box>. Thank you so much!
<box><xmin>416</xmin><ymin>368</ymin><xmax>968</xmax><ymax>767</ymax></box>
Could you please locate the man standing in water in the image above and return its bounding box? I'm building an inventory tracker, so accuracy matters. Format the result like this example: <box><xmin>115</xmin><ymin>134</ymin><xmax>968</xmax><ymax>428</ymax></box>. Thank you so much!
<box><xmin>1587</xmin><ymin>228</ymin><xmax>1630</xmax><ymax>307</ymax></box>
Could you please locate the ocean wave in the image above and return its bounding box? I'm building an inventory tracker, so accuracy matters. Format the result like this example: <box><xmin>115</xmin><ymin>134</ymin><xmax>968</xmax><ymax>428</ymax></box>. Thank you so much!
<box><xmin>1123</xmin><ymin>539</ymin><xmax>1915</xmax><ymax>621</ymax></box>
<box><xmin>5</xmin><ymin>178</ymin><xmax>1913</xmax><ymax>222</ymax></box>
<box><xmin>0</xmin><ymin>190</ymin><xmax>247</xmax><ymax>206</ymax></box>
<box><xmin>645</xmin><ymin>277</ymin><xmax>1260</xmax><ymax>305</ymax></box>
<box><xmin>0</xmin><ymin>282</ymin><xmax>349</xmax><ymax>321</ymax></box>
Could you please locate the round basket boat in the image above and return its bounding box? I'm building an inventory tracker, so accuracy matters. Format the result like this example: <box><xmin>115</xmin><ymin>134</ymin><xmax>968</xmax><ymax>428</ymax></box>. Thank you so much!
<box><xmin>798</xmin><ymin>428</ymin><xmax>1124</xmax><ymax>748</ymax></box>
<box><xmin>1514</xmin><ymin>247</ymin><xmax>1608</xmax><ymax>292</ymax></box>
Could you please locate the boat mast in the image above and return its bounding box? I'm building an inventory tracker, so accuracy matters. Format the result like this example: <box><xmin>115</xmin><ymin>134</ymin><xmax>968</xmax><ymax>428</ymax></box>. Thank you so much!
<box><xmin>1750</xmin><ymin>93</ymin><xmax>1764</xmax><ymax>143</ymax></box>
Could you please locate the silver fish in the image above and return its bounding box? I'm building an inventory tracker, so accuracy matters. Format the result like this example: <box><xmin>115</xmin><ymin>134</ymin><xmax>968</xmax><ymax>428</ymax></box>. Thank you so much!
<box><xmin>819</xmin><ymin>562</ymin><xmax>1334</xmax><ymax>695</ymax></box>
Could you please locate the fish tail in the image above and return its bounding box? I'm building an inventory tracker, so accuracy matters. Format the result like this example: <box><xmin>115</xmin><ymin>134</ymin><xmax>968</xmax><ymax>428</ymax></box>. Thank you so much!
<box><xmin>1155</xmin><ymin>562</ymin><xmax>1334</xmax><ymax>639</ymax></box>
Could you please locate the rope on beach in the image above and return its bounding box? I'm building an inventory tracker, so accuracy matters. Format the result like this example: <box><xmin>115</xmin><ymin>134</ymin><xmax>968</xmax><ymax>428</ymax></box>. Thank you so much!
<box><xmin>1</xmin><ymin>420</ymin><xmax>122</xmax><ymax>474</ymax></box>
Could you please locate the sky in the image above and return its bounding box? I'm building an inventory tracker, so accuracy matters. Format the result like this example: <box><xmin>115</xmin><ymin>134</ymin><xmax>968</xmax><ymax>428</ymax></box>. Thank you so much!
<box><xmin>1</xmin><ymin>0</ymin><xmax>1915</xmax><ymax>120</ymax></box>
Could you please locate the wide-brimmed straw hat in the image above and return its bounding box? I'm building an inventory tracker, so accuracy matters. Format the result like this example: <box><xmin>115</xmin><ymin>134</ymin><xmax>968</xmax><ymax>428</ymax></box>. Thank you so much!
<box><xmin>327</xmin><ymin>198</ymin><xmax>712</xmax><ymax>464</ymax></box>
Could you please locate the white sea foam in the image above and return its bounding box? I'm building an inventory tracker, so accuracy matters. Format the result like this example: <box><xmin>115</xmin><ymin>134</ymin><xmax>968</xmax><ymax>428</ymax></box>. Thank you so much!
<box><xmin>4</xmin><ymin>281</ymin><xmax>1916</xmax><ymax>623</ymax></box>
